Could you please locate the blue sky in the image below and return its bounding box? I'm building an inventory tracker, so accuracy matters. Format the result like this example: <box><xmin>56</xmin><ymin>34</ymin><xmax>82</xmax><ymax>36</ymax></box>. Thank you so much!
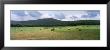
<box><xmin>11</xmin><ymin>10</ymin><xmax>100</xmax><ymax>21</ymax></box>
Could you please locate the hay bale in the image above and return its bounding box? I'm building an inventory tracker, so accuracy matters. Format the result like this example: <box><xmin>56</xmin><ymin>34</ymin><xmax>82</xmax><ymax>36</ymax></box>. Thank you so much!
<box><xmin>51</xmin><ymin>28</ymin><xmax>55</xmax><ymax>31</ymax></box>
<box><xmin>78</xmin><ymin>29</ymin><xmax>81</xmax><ymax>31</ymax></box>
<box><xmin>68</xmin><ymin>29</ymin><xmax>71</xmax><ymax>30</ymax></box>
<box><xmin>40</xmin><ymin>29</ymin><xmax>42</xmax><ymax>30</ymax></box>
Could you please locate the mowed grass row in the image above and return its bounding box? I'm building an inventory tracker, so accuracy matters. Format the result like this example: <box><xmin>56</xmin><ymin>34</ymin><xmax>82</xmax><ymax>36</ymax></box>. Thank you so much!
<box><xmin>10</xmin><ymin>25</ymin><xmax>100</xmax><ymax>40</ymax></box>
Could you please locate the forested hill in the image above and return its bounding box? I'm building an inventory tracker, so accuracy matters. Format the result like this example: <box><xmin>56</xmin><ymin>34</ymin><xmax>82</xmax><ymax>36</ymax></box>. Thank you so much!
<box><xmin>11</xmin><ymin>18</ymin><xmax>100</xmax><ymax>27</ymax></box>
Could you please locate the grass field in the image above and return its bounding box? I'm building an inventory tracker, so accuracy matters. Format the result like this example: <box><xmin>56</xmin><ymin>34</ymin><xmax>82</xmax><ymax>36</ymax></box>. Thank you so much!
<box><xmin>10</xmin><ymin>25</ymin><xmax>100</xmax><ymax>40</ymax></box>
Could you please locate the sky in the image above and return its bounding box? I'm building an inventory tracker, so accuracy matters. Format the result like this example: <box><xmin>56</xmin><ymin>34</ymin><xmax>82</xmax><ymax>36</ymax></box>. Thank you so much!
<box><xmin>11</xmin><ymin>10</ymin><xmax>100</xmax><ymax>21</ymax></box>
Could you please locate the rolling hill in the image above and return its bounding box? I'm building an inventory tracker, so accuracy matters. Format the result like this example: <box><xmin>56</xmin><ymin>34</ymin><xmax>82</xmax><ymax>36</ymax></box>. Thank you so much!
<box><xmin>11</xmin><ymin>18</ymin><xmax>100</xmax><ymax>27</ymax></box>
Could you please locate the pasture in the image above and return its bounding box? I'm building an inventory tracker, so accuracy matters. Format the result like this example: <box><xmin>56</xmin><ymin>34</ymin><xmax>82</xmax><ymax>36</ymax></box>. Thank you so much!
<box><xmin>10</xmin><ymin>25</ymin><xmax>100</xmax><ymax>40</ymax></box>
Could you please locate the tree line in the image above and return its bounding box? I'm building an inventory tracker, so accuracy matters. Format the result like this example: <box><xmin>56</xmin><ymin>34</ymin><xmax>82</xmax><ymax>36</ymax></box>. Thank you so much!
<box><xmin>11</xmin><ymin>20</ymin><xmax>100</xmax><ymax>27</ymax></box>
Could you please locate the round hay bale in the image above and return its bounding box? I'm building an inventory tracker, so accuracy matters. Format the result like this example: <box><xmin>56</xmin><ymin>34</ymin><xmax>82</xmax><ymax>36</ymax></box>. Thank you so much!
<box><xmin>78</xmin><ymin>29</ymin><xmax>81</xmax><ymax>31</ymax></box>
<box><xmin>51</xmin><ymin>28</ymin><xmax>55</xmax><ymax>31</ymax></box>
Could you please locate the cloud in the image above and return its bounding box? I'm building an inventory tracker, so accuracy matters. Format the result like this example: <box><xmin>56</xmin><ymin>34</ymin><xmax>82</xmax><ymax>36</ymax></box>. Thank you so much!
<box><xmin>11</xmin><ymin>14</ymin><xmax>37</xmax><ymax>21</ymax></box>
<box><xmin>40</xmin><ymin>13</ymin><xmax>53</xmax><ymax>19</ymax></box>
<box><xmin>87</xmin><ymin>10</ymin><xmax>100</xmax><ymax>17</ymax></box>
<box><xmin>11</xmin><ymin>10</ymin><xmax>100</xmax><ymax>21</ymax></box>
<box><xmin>11</xmin><ymin>10</ymin><xmax>26</xmax><ymax>16</ymax></box>
<box><xmin>39</xmin><ymin>11</ymin><xmax>65</xmax><ymax>20</ymax></box>
<box><xmin>27</xmin><ymin>11</ymin><xmax>42</xmax><ymax>17</ymax></box>
<box><xmin>61</xmin><ymin>15</ymin><xmax>79</xmax><ymax>21</ymax></box>
<box><xmin>11</xmin><ymin>14</ymin><xmax>23</xmax><ymax>21</ymax></box>
<box><xmin>81</xmin><ymin>10</ymin><xmax>100</xmax><ymax>18</ymax></box>
<box><xmin>50</xmin><ymin>11</ymin><xmax>65</xmax><ymax>19</ymax></box>
<box><xmin>11</xmin><ymin>10</ymin><xmax>42</xmax><ymax>21</ymax></box>
<box><xmin>41</xmin><ymin>11</ymin><xmax>65</xmax><ymax>20</ymax></box>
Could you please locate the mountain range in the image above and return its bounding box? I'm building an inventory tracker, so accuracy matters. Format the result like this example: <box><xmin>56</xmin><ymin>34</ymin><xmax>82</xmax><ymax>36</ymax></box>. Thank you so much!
<box><xmin>11</xmin><ymin>18</ymin><xmax>100</xmax><ymax>27</ymax></box>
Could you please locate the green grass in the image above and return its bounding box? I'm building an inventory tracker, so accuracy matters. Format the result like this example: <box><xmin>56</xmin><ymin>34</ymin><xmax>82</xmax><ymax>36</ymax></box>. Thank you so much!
<box><xmin>10</xmin><ymin>25</ymin><xmax>100</xmax><ymax>40</ymax></box>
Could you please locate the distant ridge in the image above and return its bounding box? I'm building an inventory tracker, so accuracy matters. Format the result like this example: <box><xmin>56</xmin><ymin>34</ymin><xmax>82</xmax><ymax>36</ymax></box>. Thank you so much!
<box><xmin>11</xmin><ymin>18</ymin><xmax>100</xmax><ymax>27</ymax></box>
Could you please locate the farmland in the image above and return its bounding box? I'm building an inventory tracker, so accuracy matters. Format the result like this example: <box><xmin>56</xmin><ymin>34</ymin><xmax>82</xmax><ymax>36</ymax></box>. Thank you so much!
<box><xmin>10</xmin><ymin>25</ymin><xmax>100</xmax><ymax>40</ymax></box>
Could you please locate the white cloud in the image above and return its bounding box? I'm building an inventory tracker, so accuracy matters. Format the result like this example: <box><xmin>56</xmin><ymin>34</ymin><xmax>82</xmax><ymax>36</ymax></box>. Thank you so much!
<box><xmin>61</xmin><ymin>15</ymin><xmax>79</xmax><ymax>21</ymax></box>
<box><xmin>11</xmin><ymin>10</ymin><xmax>100</xmax><ymax>21</ymax></box>
<box><xmin>79</xmin><ymin>13</ymin><xmax>100</xmax><ymax>20</ymax></box>
<box><xmin>40</xmin><ymin>13</ymin><xmax>54</xmax><ymax>19</ymax></box>
<box><xmin>11</xmin><ymin>14</ymin><xmax>23</xmax><ymax>21</ymax></box>
<box><xmin>11</xmin><ymin>14</ymin><xmax>38</xmax><ymax>21</ymax></box>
